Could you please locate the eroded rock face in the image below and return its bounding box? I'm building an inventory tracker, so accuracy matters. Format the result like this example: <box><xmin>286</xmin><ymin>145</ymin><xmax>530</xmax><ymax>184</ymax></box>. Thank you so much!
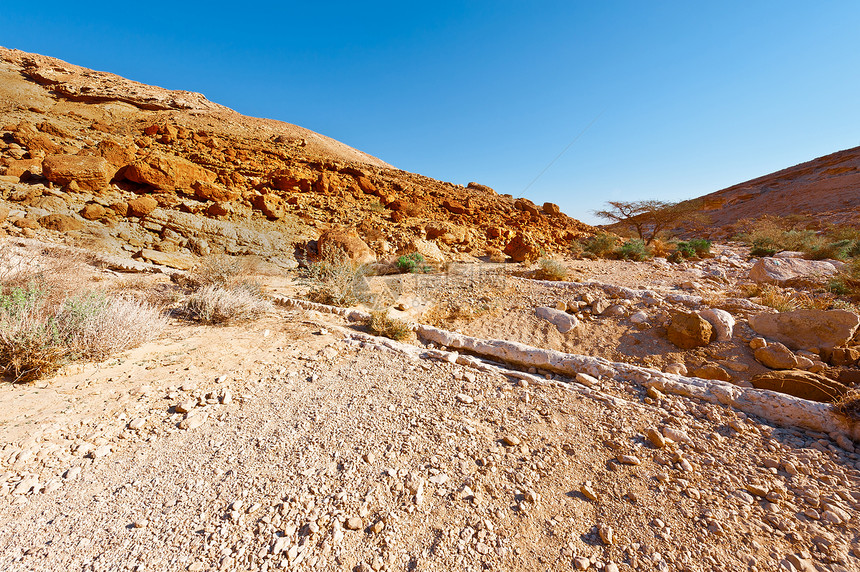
<box><xmin>42</xmin><ymin>155</ymin><xmax>111</xmax><ymax>191</ymax></box>
<box><xmin>504</xmin><ymin>232</ymin><xmax>540</xmax><ymax>263</ymax></box>
<box><xmin>124</xmin><ymin>152</ymin><xmax>216</xmax><ymax>191</ymax></box>
<box><xmin>317</xmin><ymin>227</ymin><xmax>375</xmax><ymax>264</ymax></box>
<box><xmin>750</xmin><ymin>370</ymin><xmax>849</xmax><ymax>403</ymax></box>
<box><xmin>749</xmin><ymin>257</ymin><xmax>837</xmax><ymax>284</ymax></box>
<box><xmin>667</xmin><ymin>312</ymin><xmax>712</xmax><ymax>349</ymax></box>
<box><xmin>749</xmin><ymin>309</ymin><xmax>860</xmax><ymax>351</ymax></box>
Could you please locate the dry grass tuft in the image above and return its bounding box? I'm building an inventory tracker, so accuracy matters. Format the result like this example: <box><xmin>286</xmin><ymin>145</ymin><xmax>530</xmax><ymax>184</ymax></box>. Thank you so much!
<box><xmin>183</xmin><ymin>285</ymin><xmax>272</xmax><ymax>324</ymax></box>
<box><xmin>535</xmin><ymin>258</ymin><xmax>568</xmax><ymax>281</ymax></box>
<box><xmin>746</xmin><ymin>283</ymin><xmax>833</xmax><ymax>312</ymax></box>
<box><xmin>834</xmin><ymin>389</ymin><xmax>860</xmax><ymax>423</ymax></box>
<box><xmin>368</xmin><ymin>311</ymin><xmax>413</xmax><ymax>341</ymax></box>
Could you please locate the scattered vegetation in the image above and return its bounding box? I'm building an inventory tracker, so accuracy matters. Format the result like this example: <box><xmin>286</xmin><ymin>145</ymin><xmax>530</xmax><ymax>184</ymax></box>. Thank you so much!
<box><xmin>0</xmin><ymin>283</ymin><xmax>164</xmax><ymax>383</ymax></box>
<box><xmin>367</xmin><ymin>310</ymin><xmax>412</xmax><ymax>341</ymax></box>
<box><xmin>176</xmin><ymin>255</ymin><xmax>273</xmax><ymax>324</ymax></box>
<box><xmin>593</xmin><ymin>200</ymin><xmax>702</xmax><ymax>244</ymax></box>
<box><xmin>834</xmin><ymin>389</ymin><xmax>860</xmax><ymax>423</ymax></box>
<box><xmin>535</xmin><ymin>258</ymin><xmax>569</xmax><ymax>281</ymax></box>
<box><xmin>298</xmin><ymin>247</ymin><xmax>370</xmax><ymax>307</ymax></box>
<box><xmin>735</xmin><ymin>215</ymin><xmax>860</xmax><ymax>260</ymax></box>
<box><xmin>571</xmin><ymin>232</ymin><xmax>619</xmax><ymax>259</ymax></box>
<box><xmin>741</xmin><ymin>283</ymin><xmax>832</xmax><ymax>312</ymax></box>
<box><xmin>828</xmin><ymin>259</ymin><xmax>860</xmax><ymax>299</ymax></box>
<box><xmin>396</xmin><ymin>253</ymin><xmax>431</xmax><ymax>274</ymax></box>
<box><xmin>668</xmin><ymin>238</ymin><xmax>711</xmax><ymax>262</ymax></box>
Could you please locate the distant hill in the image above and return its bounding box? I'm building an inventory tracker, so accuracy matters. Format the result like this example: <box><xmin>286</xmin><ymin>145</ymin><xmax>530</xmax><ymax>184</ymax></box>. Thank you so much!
<box><xmin>690</xmin><ymin>146</ymin><xmax>860</xmax><ymax>236</ymax></box>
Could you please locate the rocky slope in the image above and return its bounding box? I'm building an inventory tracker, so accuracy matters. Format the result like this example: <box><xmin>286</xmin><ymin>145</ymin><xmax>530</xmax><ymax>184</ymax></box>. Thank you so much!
<box><xmin>690</xmin><ymin>146</ymin><xmax>860</xmax><ymax>236</ymax></box>
<box><xmin>0</xmin><ymin>47</ymin><xmax>594</xmax><ymax>269</ymax></box>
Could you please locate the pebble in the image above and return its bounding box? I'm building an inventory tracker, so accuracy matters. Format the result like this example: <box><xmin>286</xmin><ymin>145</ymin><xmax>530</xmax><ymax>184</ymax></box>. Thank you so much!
<box><xmin>598</xmin><ymin>524</ymin><xmax>614</xmax><ymax>545</ymax></box>
<box><xmin>455</xmin><ymin>394</ymin><xmax>474</xmax><ymax>405</ymax></box>
<box><xmin>618</xmin><ymin>455</ymin><xmax>641</xmax><ymax>465</ymax></box>
<box><xmin>345</xmin><ymin>517</ymin><xmax>363</xmax><ymax>530</ymax></box>
<box><xmin>746</xmin><ymin>483</ymin><xmax>768</xmax><ymax>497</ymax></box>
<box><xmin>64</xmin><ymin>466</ymin><xmax>81</xmax><ymax>481</ymax></box>
<box><xmin>580</xmin><ymin>483</ymin><xmax>599</xmax><ymax>501</ymax></box>
<box><xmin>128</xmin><ymin>418</ymin><xmax>146</xmax><ymax>430</ymax></box>
<box><xmin>220</xmin><ymin>390</ymin><xmax>233</xmax><ymax>405</ymax></box>
<box><xmin>575</xmin><ymin>373</ymin><xmax>598</xmax><ymax>387</ymax></box>
<box><xmin>175</xmin><ymin>400</ymin><xmax>197</xmax><ymax>414</ymax></box>
<box><xmin>502</xmin><ymin>435</ymin><xmax>521</xmax><ymax>447</ymax></box>
<box><xmin>645</xmin><ymin>427</ymin><xmax>665</xmax><ymax>448</ymax></box>
<box><xmin>89</xmin><ymin>445</ymin><xmax>111</xmax><ymax>459</ymax></box>
<box><xmin>573</xmin><ymin>556</ymin><xmax>590</xmax><ymax>570</ymax></box>
<box><xmin>605</xmin><ymin>564</ymin><xmax>619</xmax><ymax>572</ymax></box>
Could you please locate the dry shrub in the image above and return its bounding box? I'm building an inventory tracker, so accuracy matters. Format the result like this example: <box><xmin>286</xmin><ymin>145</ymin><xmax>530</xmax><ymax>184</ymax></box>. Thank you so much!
<box><xmin>535</xmin><ymin>258</ymin><xmax>568</xmax><ymax>281</ymax></box>
<box><xmin>834</xmin><ymin>389</ymin><xmax>860</xmax><ymax>423</ymax></box>
<box><xmin>183</xmin><ymin>284</ymin><xmax>272</xmax><ymax>324</ymax></box>
<box><xmin>753</xmin><ymin>284</ymin><xmax>832</xmax><ymax>312</ymax></box>
<box><xmin>368</xmin><ymin>310</ymin><xmax>413</xmax><ymax>341</ymax></box>
<box><xmin>0</xmin><ymin>286</ymin><xmax>165</xmax><ymax>383</ymax></box>
<box><xmin>298</xmin><ymin>247</ymin><xmax>370</xmax><ymax>307</ymax></box>
<box><xmin>649</xmin><ymin>239</ymin><xmax>673</xmax><ymax>258</ymax></box>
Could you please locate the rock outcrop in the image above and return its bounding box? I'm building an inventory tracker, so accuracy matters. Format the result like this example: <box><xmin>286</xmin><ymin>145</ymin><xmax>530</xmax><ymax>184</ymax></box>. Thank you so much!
<box><xmin>749</xmin><ymin>309</ymin><xmax>860</xmax><ymax>351</ymax></box>
<box><xmin>750</xmin><ymin>370</ymin><xmax>849</xmax><ymax>403</ymax></box>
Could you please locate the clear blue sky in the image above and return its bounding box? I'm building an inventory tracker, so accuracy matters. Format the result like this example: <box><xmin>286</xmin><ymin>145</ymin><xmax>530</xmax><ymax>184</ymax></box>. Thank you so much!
<box><xmin>2</xmin><ymin>1</ymin><xmax>858</xmax><ymax>224</ymax></box>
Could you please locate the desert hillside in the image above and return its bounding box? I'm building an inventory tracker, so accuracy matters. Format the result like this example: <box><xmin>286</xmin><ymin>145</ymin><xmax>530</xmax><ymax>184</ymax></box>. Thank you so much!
<box><xmin>0</xmin><ymin>47</ymin><xmax>594</xmax><ymax>270</ymax></box>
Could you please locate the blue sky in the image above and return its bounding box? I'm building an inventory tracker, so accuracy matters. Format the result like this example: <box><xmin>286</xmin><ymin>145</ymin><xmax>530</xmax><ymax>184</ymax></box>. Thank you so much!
<box><xmin>2</xmin><ymin>1</ymin><xmax>858</xmax><ymax>224</ymax></box>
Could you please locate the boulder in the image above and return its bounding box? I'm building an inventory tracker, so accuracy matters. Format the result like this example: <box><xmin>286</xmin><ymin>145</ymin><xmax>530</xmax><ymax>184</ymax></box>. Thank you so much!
<box><xmin>667</xmin><ymin>312</ymin><xmax>713</xmax><ymax>349</ymax></box>
<box><xmin>441</xmin><ymin>199</ymin><xmax>468</xmax><ymax>215</ymax></box>
<box><xmin>192</xmin><ymin>180</ymin><xmax>239</xmax><ymax>202</ymax></box>
<box><xmin>697</xmin><ymin>308</ymin><xmax>735</xmax><ymax>342</ymax></box>
<box><xmin>750</xmin><ymin>370</ymin><xmax>849</xmax><ymax>403</ymax></box>
<box><xmin>692</xmin><ymin>364</ymin><xmax>732</xmax><ymax>382</ymax></box>
<box><xmin>126</xmin><ymin>196</ymin><xmax>159</xmax><ymax>218</ymax></box>
<box><xmin>754</xmin><ymin>342</ymin><xmax>799</xmax><ymax>370</ymax></box>
<box><xmin>251</xmin><ymin>194</ymin><xmax>287</xmax><ymax>220</ymax></box>
<box><xmin>425</xmin><ymin>221</ymin><xmax>466</xmax><ymax>244</ymax></box>
<box><xmin>124</xmin><ymin>152</ymin><xmax>216</xmax><ymax>191</ymax></box>
<box><xmin>514</xmin><ymin>198</ymin><xmax>540</xmax><ymax>216</ymax></box>
<box><xmin>542</xmin><ymin>202</ymin><xmax>561</xmax><ymax>215</ymax></box>
<box><xmin>535</xmin><ymin>306</ymin><xmax>579</xmax><ymax>334</ymax></box>
<box><xmin>96</xmin><ymin>139</ymin><xmax>135</xmax><ymax>168</ymax></box>
<box><xmin>80</xmin><ymin>203</ymin><xmax>107</xmax><ymax>220</ymax></box>
<box><xmin>37</xmin><ymin>214</ymin><xmax>83</xmax><ymax>232</ymax></box>
<box><xmin>317</xmin><ymin>227</ymin><xmax>376</xmax><ymax>264</ymax></box>
<box><xmin>42</xmin><ymin>154</ymin><xmax>111</xmax><ymax>191</ymax></box>
<box><xmin>749</xmin><ymin>257</ymin><xmax>837</xmax><ymax>284</ymax></box>
<box><xmin>403</xmin><ymin>238</ymin><xmax>445</xmax><ymax>262</ymax></box>
<box><xmin>749</xmin><ymin>309</ymin><xmax>860</xmax><ymax>351</ymax></box>
<box><xmin>503</xmin><ymin>232</ymin><xmax>540</xmax><ymax>263</ymax></box>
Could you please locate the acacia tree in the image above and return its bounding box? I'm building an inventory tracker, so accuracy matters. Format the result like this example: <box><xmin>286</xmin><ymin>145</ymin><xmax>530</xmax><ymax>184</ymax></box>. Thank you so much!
<box><xmin>594</xmin><ymin>200</ymin><xmax>695</xmax><ymax>244</ymax></box>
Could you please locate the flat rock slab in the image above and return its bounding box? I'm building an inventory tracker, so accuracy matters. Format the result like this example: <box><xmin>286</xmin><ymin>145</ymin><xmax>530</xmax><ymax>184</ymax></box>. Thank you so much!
<box><xmin>749</xmin><ymin>309</ymin><xmax>860</xmax><ymax>351</ymax></box>
<box><xmin>535</xmin><ymin>306</ymin><xmax>579</xmax><ymax>334</ymax></box>
<box><xmin>749</xmin><ymin>257</ymin><xmax>837</xmax><ymax>283</ymax></box>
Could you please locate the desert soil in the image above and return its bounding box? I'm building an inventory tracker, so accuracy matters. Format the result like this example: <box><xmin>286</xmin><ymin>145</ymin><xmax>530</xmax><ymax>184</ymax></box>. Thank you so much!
<box><xmin>1</xmin><ymin>247</ymin><xmax>859</xmax><ymax>572</ymax></box>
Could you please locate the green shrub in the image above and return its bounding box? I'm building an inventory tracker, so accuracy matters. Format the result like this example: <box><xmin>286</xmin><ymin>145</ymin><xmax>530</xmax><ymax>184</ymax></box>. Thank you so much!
<box><xmin>616</xmin><ymin>239</ymin><xmax>650</xmax><ymax>261</ymax></box>
<box><xmin>396</xmin><ymin>253</ymin><xmax>431</xmax><ymax>274</ymax></box>
<box><xmin>808</xmin><ymin>239</ymin><xmax>853</xmax><ymax>261</ymax></box>
<box><xmin>687</xmin><ymin>238</ymin><xmax>712</xmax><ymax>257</ymax></box>
<box><xmin>573</xmin><ymin>232</ymin><xmax>619</xmax><ymax>259</ymax></box>
<box><xmin>368</xmin><ymin>310</ymin><xmax>412</xmax><ymax>341</ymax></box>
<box><xmin>298</xmin><ymin>247</ymin><xmax>370</xmax><ymax>307</ymax></box>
